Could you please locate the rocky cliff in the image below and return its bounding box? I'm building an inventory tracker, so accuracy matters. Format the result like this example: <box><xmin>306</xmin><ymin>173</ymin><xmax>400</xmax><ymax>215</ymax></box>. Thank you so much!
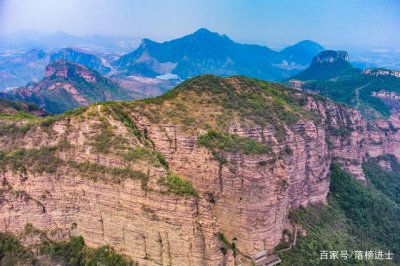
<box><xmin>0</xmin><ymin>75</ymin><xmax>399</xmax><ymax>265</ymax></box>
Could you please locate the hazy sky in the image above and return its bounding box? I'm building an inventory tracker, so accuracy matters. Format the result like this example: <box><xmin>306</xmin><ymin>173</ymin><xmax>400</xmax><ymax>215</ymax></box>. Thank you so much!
<box><xmin>0</xmin><ymin>0</ymin><xmax>399</xmax><ymax>47</ymax></box>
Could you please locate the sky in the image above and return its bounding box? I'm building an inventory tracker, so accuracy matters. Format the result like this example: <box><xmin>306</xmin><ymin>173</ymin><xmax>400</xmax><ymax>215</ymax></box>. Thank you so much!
<box><xmin>0</xmin><ymin>0</ymin><xmax>399</xmax><ymax>48</ymax></box>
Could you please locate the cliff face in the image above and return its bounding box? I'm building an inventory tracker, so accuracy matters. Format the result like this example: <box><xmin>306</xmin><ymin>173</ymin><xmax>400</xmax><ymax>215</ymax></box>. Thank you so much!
<box><xmin>0</xmin><ymin>107</ymin><xmax>224</xmax><ymax>266</ymax></box>
<box><xmin>1</xmin><ymin>76</ymin><xmax>399</xmax><ymax>265</ymax></box>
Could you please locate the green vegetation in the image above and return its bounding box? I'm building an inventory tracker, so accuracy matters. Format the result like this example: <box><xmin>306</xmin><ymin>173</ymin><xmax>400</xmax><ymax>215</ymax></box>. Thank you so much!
<box><xmin>0</xmin><ymin>111</ymin><xmax>37</xmax><ymax>120</ymax></box>
<box><xmin>328</xmin><ymin>126</ymin><xmax>351</xmax><ymax>137</ymax></box>
<box><xmin>302</xmin><ymin>73</ymin><xmax>400</xmax><ymax>119</ymax></box>
<box><xmin>363</xmin><ymin>155</ymin><xmax>400</xmax><ymax>204</ymax></box>
<box><xmin>219</xmin><ymin>232</ymin><xmax>237</xmax><ymax>256</ymax></box>
<box><xmin>0</xmin><ymin>147</ymin><xmax>62</xmax><ymax>174</ymax></box>
<box><xmin>293</xmin><ymin>58</ymin><xmax>360</xmax><ymax>81</ymax></box>
<box><xmin>0</xmin><ymin>146</ymin><xmax>147</xmax><ymax>184</ymax></box>
<box><xmin>0</xmin><ymin>232</ymin><xmax>36</xmax><ymax>266</ymax></box>
<box><xmin>69</xmin><ymin>160</ymin><xmax>147</xmax><ymax>183</ymax></box>
<box><xmin>158</xmin><ymin>171</ymin><xmax>198</xmax><ymax>197</ymax></box>
<box><xmin>41</xmin><ymin>236</ymin><xmax>133</xmax><ymax>266</ymax></box>
<box><xmin>138</xmin><ymin>75</ymin><xmax>321</xmax><ymax>140</ymax></box>
<box><xmin>197</xmin><ymin>130</ymin><xmax>272</xmax><ymax>155</ymax></box>
<box><xmin>279</xmin><ymin>164</ymin><xmax>400</xmax><ymax>265</ymax></box>
<box><xmin>90</xmin><ymin>118</ymin><xmax>129</xmax><ymax>154</ymax></box>
<box><xmin>110</xmin><ymin>104</ymin><xmax>142</xmax><ymax>140</ymax></box>
<box><xmin>0</xmin><ymin>232</ymin><xmax>133</xmax><ymax>266</ymax></box>
<box><xmin>0</xmin><ymin>122</ymin><xmax>33</xmax><ymax>137</ymax></box>
<box><xmin>124</xmin><ymin>147</ymin><xmax>169</xmax><ymax>169</ymax></box>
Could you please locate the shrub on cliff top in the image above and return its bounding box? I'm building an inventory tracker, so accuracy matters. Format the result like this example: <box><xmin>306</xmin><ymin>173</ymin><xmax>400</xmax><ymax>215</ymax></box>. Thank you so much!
<box><xmin>197</xmin><ymin>130</ymin><xmax>272</xmax><ymax>155</ymax></box>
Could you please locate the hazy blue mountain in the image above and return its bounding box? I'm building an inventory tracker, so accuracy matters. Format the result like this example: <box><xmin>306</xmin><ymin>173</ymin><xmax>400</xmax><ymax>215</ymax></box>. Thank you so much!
<box><xmin>113</xmin><ymin>28</ymin><xmax>325</xmax><ymax>81</ymax></box>
<box><xmin>279</xmin><ymin>40</ymin><xmax>324</xmax><ymax>65</ymax></box>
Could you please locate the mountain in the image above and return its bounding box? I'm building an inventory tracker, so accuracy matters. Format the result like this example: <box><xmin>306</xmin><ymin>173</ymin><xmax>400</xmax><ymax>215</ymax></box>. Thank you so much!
<box><xmin>279</xmin><ymin>40</ymin><xmax>324</xmax><ymax>65</ymax></box>
<box><xmin>0</xmin><ymin>75</ymin><xmax>399</xmax><ymax>265</ymax></box>
<box><xmin>113</xmin><ymin>28</ymin><xmax>324</xmax><ymax>80</ymax></box>
<box><xmin>289</xmin><ymin>50</ymin><xmax>400</xmax><ymax>119</ymax></box>
<box><xmin>291</xmin><ymin>50</ymin><xmax>361</xmax><ymax>80</ymax></box>
<box><xmin>50</xmin><ymin>48</ymin><xmax>112</xmax><ymax>74</ymax></box>
<box><xmin>5</xmin><ymin>60</ymin><xmax>131</xmax><ymax>114</ymax></box>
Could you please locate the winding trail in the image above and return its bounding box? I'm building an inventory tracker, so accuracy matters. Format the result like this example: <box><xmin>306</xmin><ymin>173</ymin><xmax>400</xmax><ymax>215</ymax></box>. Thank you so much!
<box><xmin>354</xmin><ymin>83</ymin><xmax>372</xmax><ymax>109</ymax></box>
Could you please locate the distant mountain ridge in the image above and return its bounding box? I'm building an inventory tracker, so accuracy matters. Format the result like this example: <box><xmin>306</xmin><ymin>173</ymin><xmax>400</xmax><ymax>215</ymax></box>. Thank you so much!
<box><xmin>113</xmin><ymin>28</ymin><xmax>324</xmax><ymax>80</ymax></box>
<box><xmin>0</xmin><ymin>29</ymin><xmax>325</xmax><ymax>92</ymax></box>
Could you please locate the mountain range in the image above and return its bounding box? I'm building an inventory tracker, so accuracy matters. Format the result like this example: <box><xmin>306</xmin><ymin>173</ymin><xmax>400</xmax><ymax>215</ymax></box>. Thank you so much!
<box><xmin>0</xmin><ymin>29</ymin><xmax>325</xmax><ymax>91</ymax></box>
<box><xmin>112</xmin><ymin>28</ymin><xmax>324</xmax><ymax>80</ymax></box>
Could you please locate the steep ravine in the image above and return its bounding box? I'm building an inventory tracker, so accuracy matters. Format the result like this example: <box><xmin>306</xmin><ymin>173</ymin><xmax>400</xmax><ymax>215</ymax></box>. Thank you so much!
<box><xmin>0</xmin><ymin>76</ymin><xmax>399</xmax><ymax>265</ymax></box>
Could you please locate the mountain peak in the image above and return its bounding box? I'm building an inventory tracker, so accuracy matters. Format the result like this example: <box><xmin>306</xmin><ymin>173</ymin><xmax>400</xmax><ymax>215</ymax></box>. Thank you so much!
<box><xmin>313</xmin><ymin>50</ymin><xmax>349</xmax><ymax>64</ymax></box>
<box><xmin>190</xmin><ymin>28</ymin><xmax>228</xmax><ymax>40</ymax></box>
<box><xmin>139</xmin><ymin>38</ymin><xmax>157</xmax><ymax>48</ymax></box>
<box><xmin>279</xmin><ymin>40</ymin><xmax>325</xmax><ymax>65</ymax></box>
<box><xmin>193</xmin><ymin>28</ymin><xmax>212</xmax><ymax>35</ymax></box>
<box><xmin>291</xmin><ymin>40</ymin><xmax>324</xmax><ymax>50</ymax></box>
<box><xmin>292</xmin><ymin>50</ymin><xmax>359</xmax><ymax>81</ymax></box>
